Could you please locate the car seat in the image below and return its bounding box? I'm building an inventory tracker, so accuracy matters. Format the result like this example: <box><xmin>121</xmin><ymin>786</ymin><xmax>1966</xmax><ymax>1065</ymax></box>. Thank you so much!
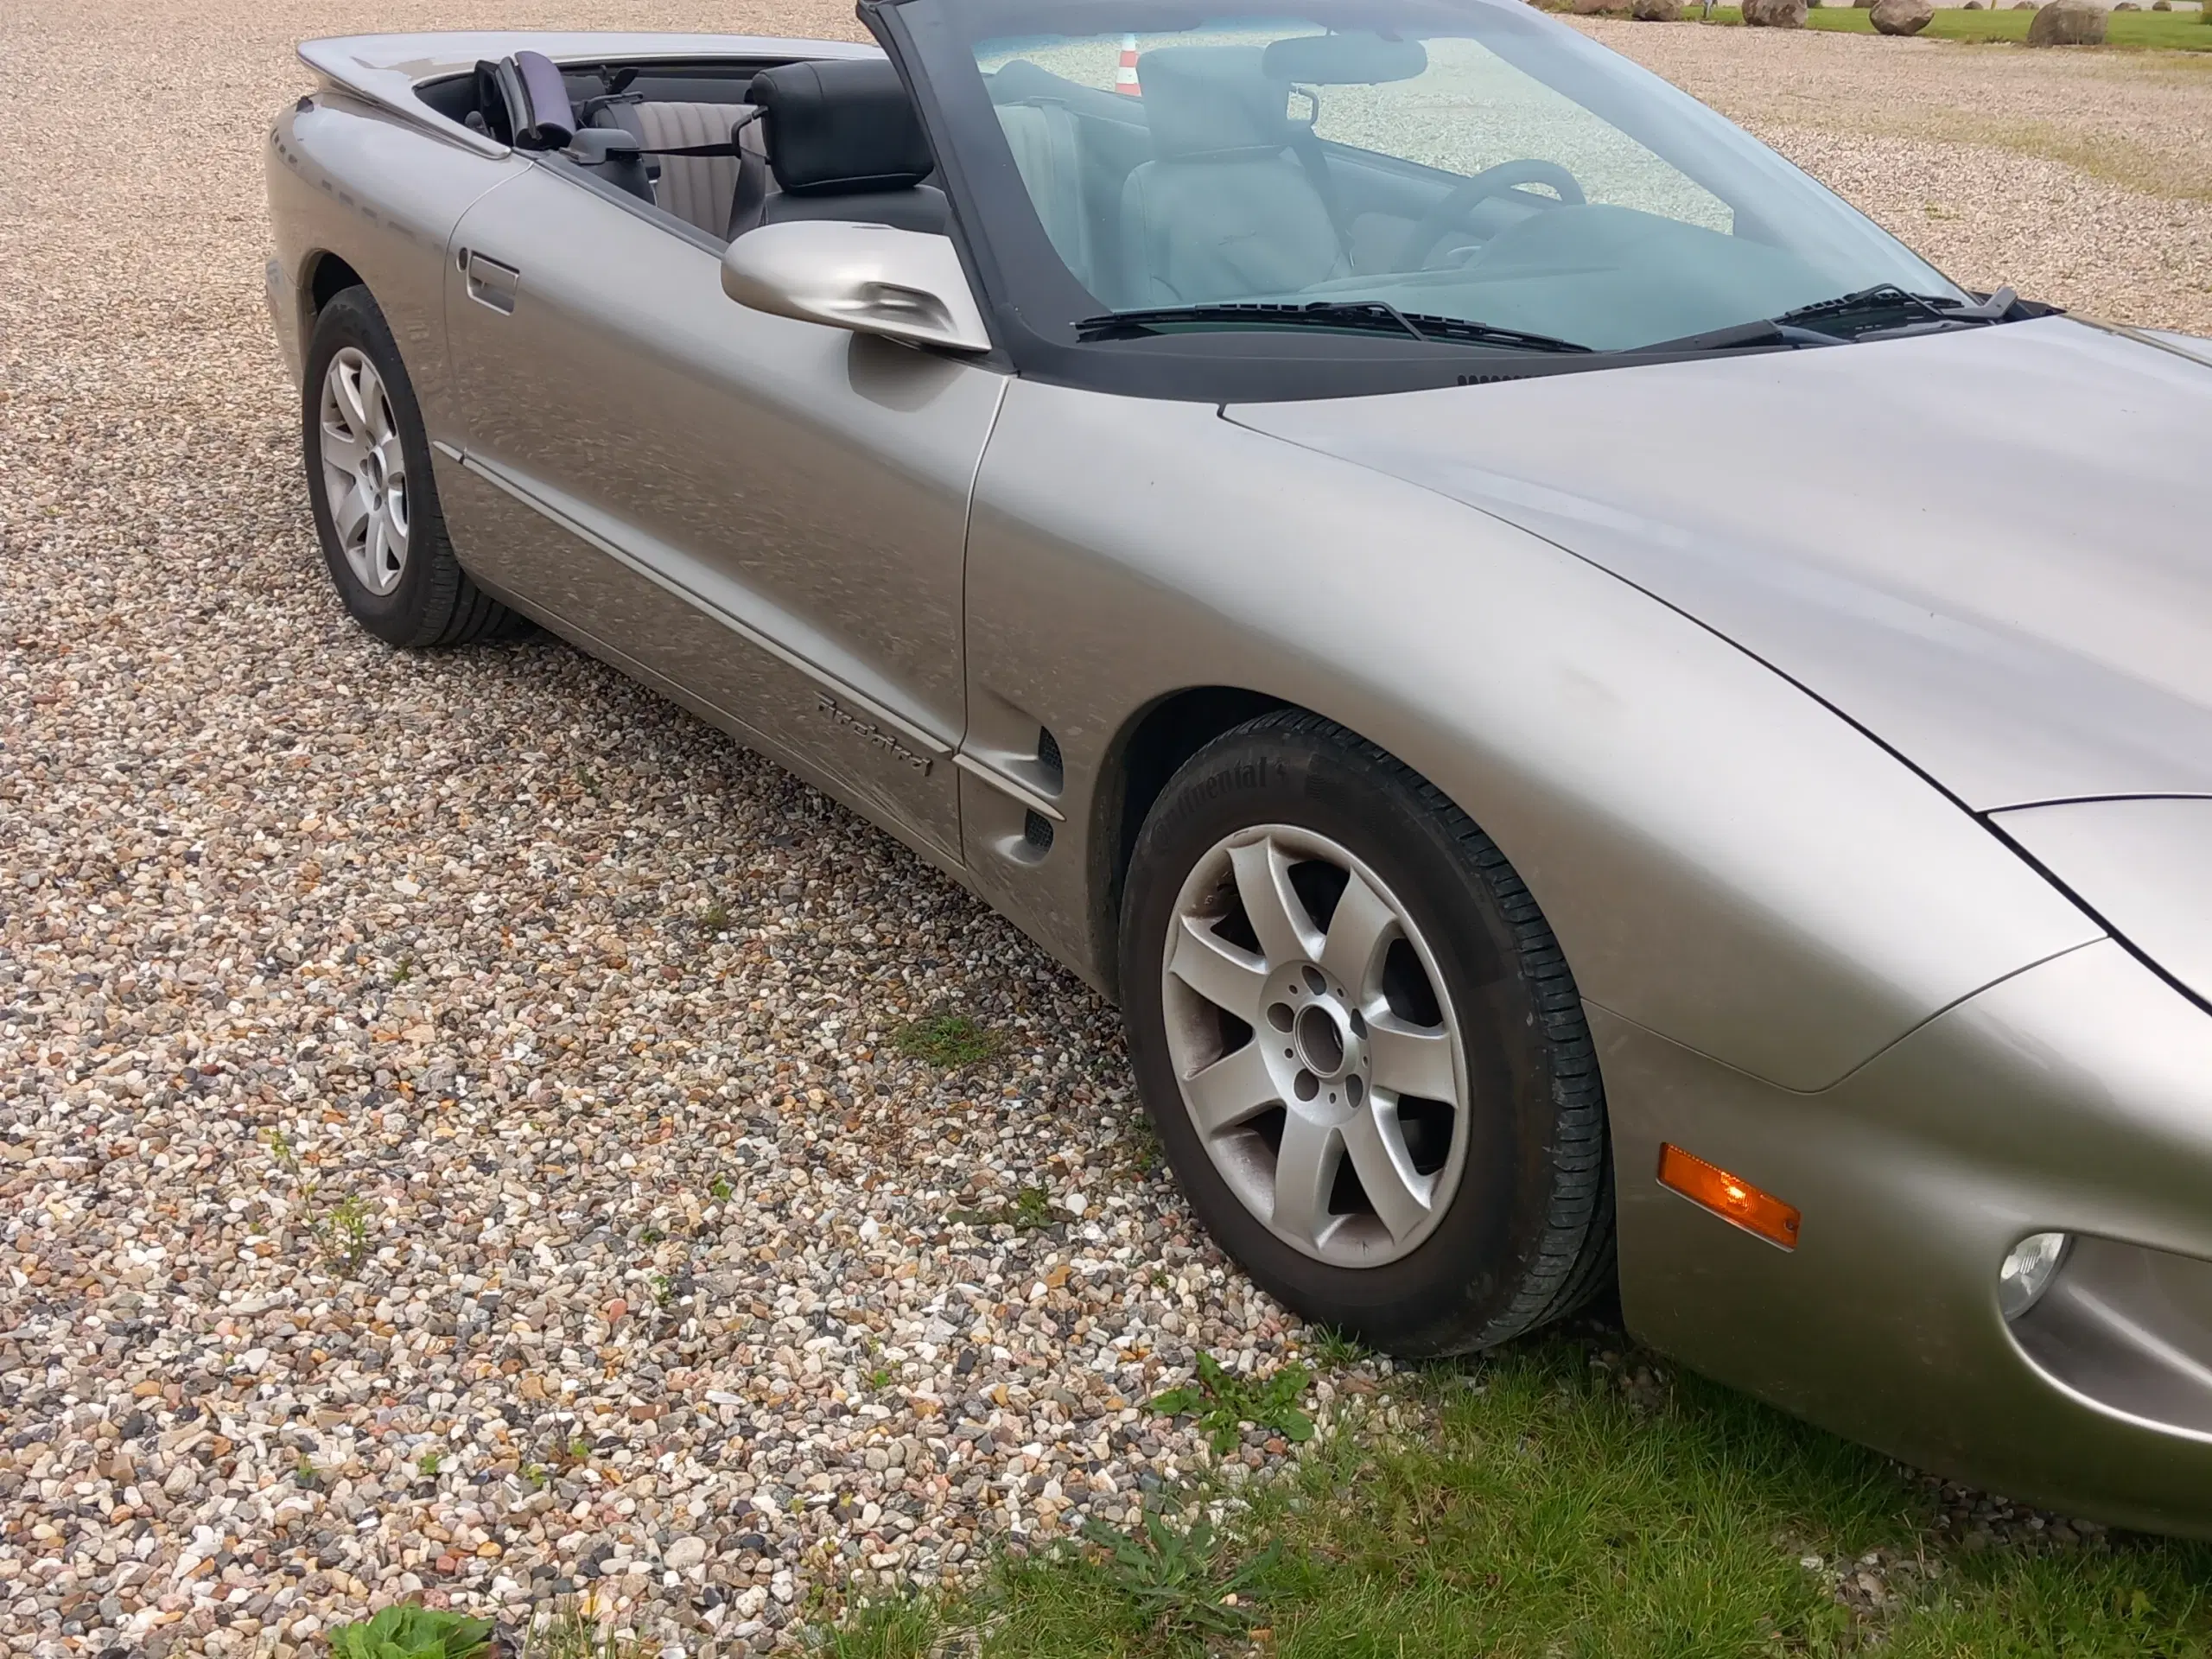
<box><xmin>727</xmin><ymin>59</ymin><xmax>947</xmax><ymax>239</ymax></box>
<box><xmin>1118</xmin><ymin>46</ymin><xmax>1349</xmax><ymax>306</ymax></box>
<box><xmin>585</xmin><ymin>99</ymin><xmax>766</xmax><ymax>239</ymax></box>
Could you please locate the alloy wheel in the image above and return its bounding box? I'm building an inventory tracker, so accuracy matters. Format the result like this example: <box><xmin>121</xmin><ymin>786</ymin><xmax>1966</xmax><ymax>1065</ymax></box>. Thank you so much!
<box><xmin>318</xmin><ymin>346</ymin><xmax>410</xmax><ymax>595</ymax></box>
<box><xmin>1160</xmin><ymin>824</ymin><xmax>1470</xmax><ymax>1268</ymax></box>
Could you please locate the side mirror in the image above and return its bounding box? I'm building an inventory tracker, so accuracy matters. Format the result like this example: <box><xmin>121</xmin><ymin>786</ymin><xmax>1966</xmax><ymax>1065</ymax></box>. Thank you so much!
<box><xmin>721</xmin><ymin>221</ymin><xmax>992</xmax><ymax>354</ymax></box>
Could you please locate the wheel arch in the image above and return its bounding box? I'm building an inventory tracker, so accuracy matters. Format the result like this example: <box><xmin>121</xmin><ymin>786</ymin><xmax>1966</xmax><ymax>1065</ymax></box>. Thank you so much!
<box><xmin>300</xmin><ymin>251</ymin><xmax>367</xmax><ymax>342</ymax></box>
<box><xmin>1088</xmin><ymin>684</ymin><xmax>1294</xmax><ymax>1001</ymax></box>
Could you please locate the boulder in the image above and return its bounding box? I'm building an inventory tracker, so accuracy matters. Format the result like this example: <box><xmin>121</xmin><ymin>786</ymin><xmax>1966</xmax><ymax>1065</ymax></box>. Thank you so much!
<box><xmin>1872</xmin><ymin>0</ymin><xmax>1935</xmax><ymax>29</ymax></box>
<box><xmin>1962</xmin><ymin>3</ymin><xmax>1982</xmax><ymax>9</ymax></box>
<box><xmin>1570</xmin><ymin>0</ymin><xmax>1632</xmax><ymax>14</ymax></box>
<box><xmin>2112</xmin><ymin>3</ymin><xmax>2139</xmax><ymax>10</ymax></box>
<box><xmin>1630</xmin><ymin>0</ymin><xmax>1685</xmax><ymax>17</ymax></box>
<box><xmin>1743</xmin><ymin>0</ymin><xmax>1810</xmax><ymax>23</ymax></box>
<box><xmin>2010</xmin><ymin>3</ymin><xmax>2037</xmax><ymax>10</ymax></box>
<box><xmin>2151</xmin><ymin>1</ymin><xmax>2171</xmax><ymax>10</ymax></box>
<box><xmin>2027</xmin><ymin>0</ymin><xmax>2108</xmax><ymax>40</ymax></box>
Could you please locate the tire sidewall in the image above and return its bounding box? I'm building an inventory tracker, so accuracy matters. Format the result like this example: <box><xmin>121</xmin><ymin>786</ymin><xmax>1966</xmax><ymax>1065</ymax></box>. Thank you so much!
<box><xmin>302</xmin><ymin>289</ymin><xmax>449</xmax><ymax>647</ymax></box>
<box><xmin>1121</xmin><ymin>722</ymin><xmax>1565</xmax><ymax>1353</ymax></box>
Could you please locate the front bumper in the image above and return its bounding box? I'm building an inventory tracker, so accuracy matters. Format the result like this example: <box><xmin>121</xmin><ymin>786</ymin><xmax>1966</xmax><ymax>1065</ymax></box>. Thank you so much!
<box><xmin>1600</xmin><ymin>938</ymin><xmax>2212</xmax><ymax>1535</ymax></box>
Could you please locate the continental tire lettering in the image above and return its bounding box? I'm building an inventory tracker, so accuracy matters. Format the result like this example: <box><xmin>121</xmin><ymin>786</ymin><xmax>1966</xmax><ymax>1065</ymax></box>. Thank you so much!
<box><xmin>816</xmin><ymin>695</ymin><xmax>932</xmax><ymax>774</ymax></box>
<box><xmin>1162</xmin><ymin>755</ymin><xmax>1287</xmax><ymax>827</ymax></box>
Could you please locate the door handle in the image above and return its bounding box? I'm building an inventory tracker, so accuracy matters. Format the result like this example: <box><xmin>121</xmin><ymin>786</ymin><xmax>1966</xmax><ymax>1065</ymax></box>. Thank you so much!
<box><xmin>462</xmin><ymin>249</ymin><xmax>520</xmax><ymax>315</ymax></box>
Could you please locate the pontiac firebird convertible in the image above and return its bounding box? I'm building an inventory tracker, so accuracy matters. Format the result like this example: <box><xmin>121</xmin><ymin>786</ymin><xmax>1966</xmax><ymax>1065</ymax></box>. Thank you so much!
<box><xmin>264</xmin><ymin>0</ymin><xmax>2212</xmax><ymax>1531</ymax></box>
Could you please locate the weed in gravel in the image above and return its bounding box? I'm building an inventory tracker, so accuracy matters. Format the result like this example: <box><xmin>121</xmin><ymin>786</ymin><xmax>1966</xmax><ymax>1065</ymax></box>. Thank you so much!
<box><xmin>417</xmin><ymin>1449</ymin><xmax>442</xmax><ymax>1478</ymax></box>
<box><xmin>519</xmin><ymin>1599</ymin><xmax>660</xmax><ymax>1659</ymax></box>
<box><xmin>268</xmin><ymin>1128</ymin><xmax>379</xmax><ymax>1276</ymax></box>
<box><xmin>894</xmin><ymin>1009</ymin><xmax>1006</xmax><ymax>1067</ymax></box>
<box><xmin>709</xmin><ymin>1175</ymin><xmax>734</xmax><ymax>1201</ymax></box>
<box><xmin>947</xmin><ymin>1184</ymin><xmax>1056</xmax><ymax>1230</ymax></box>
<box><xmin>326</xmin><ymin>1602</ymin><xmax>493</xmax><ymax>1659</ymax></box>
<box><xmin>1304</xmin><ymin>1325</ymin><xmax>1369</xmax><ymax>1370</ymax></box>
<box><xmin>700</xmin><ymin>900</ymin><xmax>732</xmax><ymax>931</ymax></box>
<box><xmin>318</xmin><ymin>1192</ymin><xmax>374</xmax><ymax>1274</ymax></box>
<box><xmin>292</xmin><ymin>1458</ymin><xmax>323</xmax><ymax>1490</ymax></box>
<box><xmin>1152</xmin><ymin>1352</ymin><xmax>1316</xmax><ymax>1455</ymax></box>
<box><xmin>266</xmin><ymin>1125</ymin><xmax>303</xmax><ymax>1180</ymax></box>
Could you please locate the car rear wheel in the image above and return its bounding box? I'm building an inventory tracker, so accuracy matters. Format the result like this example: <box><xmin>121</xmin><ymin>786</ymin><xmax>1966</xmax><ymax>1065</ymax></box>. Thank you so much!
<box><xmin>1120</xmin><ymin>710</ymin><xmax>1613</xmax><ymax>1356</ymax></box>
<box><xmin>302</xmin><ymin>286</ymin><xmax>523</xmax><ymax>648</ymax></box>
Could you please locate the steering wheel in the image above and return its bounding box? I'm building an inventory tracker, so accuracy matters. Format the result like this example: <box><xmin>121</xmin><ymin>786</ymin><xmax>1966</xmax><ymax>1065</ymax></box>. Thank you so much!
<box><xmin>1393</xmin><ymin>160</ymin><xmax>1587</xmax><ymax>272</ymax></box>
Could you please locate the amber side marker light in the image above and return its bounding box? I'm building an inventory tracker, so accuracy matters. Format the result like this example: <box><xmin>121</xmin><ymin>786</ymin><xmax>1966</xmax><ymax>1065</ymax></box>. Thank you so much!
<box><xmin>1657</xmin><ymin>1143</ymin><xmax>1801</xmax><ymax>1250</ymax></box>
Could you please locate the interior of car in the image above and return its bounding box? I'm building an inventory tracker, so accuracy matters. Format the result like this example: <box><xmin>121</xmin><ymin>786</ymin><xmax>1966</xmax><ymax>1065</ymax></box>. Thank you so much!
<box><xmin>416</xmin><ymin>42</ymin><xmax>1575</xmax><ymax>298</ymax></box>
<box><xmin>413</xmin><ymin>35</ymin><xmax>1853</xmax><ymax>350</ymax></box>
<box><xmin>419</xmin><ymin>53</ymin><xmax>949</xmax><ymax>245</ymax></box>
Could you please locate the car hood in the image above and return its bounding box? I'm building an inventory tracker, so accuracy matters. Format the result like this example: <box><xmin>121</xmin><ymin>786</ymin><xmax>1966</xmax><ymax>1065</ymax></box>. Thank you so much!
<box><xmin>1228</xmin><ymin>315</ymin><xmax>2212</xmax><ymax>810</ymax></box>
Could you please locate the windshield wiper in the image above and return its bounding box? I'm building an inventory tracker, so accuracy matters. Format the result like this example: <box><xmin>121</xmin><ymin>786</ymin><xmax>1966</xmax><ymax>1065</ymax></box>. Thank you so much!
<box><xmin>1646</xmin><ymin>284</ymin><xmax>2031</xmax><ymax>356</ymax></box>
<box><xmin>1074</xmin><ymin>301</ymin><xmax>1591</xmax><ymax>353</ymax></box>
<box><xmin>1776</xmin><ymin>283</ymin><xmax>2022</xmax><ymax>338</ymax></box>
<box><xmin>1643</xmin><ymin>317</ymin><xmax>1844</xmax><ymax>353</ymax></box>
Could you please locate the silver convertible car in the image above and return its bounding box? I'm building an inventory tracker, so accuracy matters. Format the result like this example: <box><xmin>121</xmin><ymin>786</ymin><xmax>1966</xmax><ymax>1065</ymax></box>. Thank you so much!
<box><xmin>265</xmin><ymin>0</ymin><xmax>2212</xmax><ymax>1533</ymax></box>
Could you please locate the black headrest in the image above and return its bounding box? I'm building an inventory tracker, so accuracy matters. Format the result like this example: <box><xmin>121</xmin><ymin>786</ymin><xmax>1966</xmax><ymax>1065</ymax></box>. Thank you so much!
<box><xmin>505</xmin><ymin>49</ymin><xmax>575</xmax><ymax>149</ymax></box>
<box><xmin>1138</xmin><ymin>47</ymin><xmax>1290</xmax><ymax>161</ymax></box>
<box><xmin>749</xmin><ymin>58</ymin><xmax>933</xmax><ymax>196</ymax></box>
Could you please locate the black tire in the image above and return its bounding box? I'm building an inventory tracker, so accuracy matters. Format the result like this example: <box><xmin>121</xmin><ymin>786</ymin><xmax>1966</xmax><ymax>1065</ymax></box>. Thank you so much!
<box><xmin>1120</xmin><ymin>710</ymin><xmax>1613</xmax><ymax>1357</ymax></box>
<box><xmin>302</xmin><ymin>286</ymin><xmax>524</xmax><ymax>648</ymax></box>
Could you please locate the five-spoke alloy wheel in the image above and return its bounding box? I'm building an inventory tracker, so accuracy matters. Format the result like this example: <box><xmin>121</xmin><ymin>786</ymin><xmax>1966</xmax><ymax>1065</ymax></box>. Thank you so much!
<box><xmin>1122</xmin><ymin>711</ymin><xmax>1613</xmax><ymax>1357</ymax></box>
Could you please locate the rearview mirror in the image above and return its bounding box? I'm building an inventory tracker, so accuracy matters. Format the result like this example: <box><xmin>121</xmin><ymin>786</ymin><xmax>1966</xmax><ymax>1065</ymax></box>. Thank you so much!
<box><xmin>1261</xmin><ymin>31</ymin><xmax>1428</xmax><ymax>86</ymax></box>
<box><xmin>721</xmin><ymin>221</ymin><xmax>992</xmax><ymax>354</ymax></box>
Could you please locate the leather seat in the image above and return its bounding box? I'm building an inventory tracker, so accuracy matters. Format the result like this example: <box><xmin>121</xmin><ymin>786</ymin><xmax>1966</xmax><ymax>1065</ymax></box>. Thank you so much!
<box><xmin>587</xmin><ymin>100</ymin><xmax>765</xmax><ymax>239</ymax></box>
<box><xmin>1119</xmin><ymin>47</ymin><xmax>1348</xmax><ymax>306</ymax></box>
<box><xmin>728</xmin><ymin>59</ymin><xmax>946</xmax><ymax>239</ymax></box>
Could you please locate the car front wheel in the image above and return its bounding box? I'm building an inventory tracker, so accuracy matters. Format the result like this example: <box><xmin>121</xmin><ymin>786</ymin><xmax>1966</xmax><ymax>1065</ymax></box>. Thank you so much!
<box><xmin>1120</xmin><ymin>710</ymin><xmax>1612</xmax><ymax>1357</ymax></box>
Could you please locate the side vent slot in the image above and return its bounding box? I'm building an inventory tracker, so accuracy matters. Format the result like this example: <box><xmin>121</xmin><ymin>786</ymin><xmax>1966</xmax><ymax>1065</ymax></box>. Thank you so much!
<box><xmin>1036</xmin><ymin>726</ymin><xmax>1064</xmax><ymax>793</ymax></box>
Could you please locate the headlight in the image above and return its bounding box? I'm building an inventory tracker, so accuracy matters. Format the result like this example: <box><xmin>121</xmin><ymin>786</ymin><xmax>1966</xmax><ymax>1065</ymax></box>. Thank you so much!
<box><xmin>1999</xmin><ymin>1230</ymin><xmax>2071</xmax><ymax>1319</ymax></box>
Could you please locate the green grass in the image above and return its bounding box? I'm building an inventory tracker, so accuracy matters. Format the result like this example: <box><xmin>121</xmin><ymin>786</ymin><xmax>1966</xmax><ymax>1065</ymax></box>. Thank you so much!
<box><xmin>827</xmin><ymin>1336</ymin><xmax>2212</xmax><ymax>1658</ymax></box>
<box><xmin>893</xmin><ymin>1010</ymin><xmax>1008</xmax><ymax>1068</ymax></box>
<box><xmin>1690</xmin><ymin>3</ymin><xmax>2212</xmax><ymax>48</ymax></box>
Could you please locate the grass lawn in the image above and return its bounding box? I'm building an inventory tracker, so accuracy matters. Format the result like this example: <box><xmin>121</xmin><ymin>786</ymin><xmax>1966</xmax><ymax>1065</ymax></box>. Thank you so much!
<box><xmin>1694</xmin><ymin>3</ymin><xmax>2212</xmax><ymax>48</ymax></box>
<box><xmin>828</xmin><ymin>1329</ymin><xmax>2212</xmax><ymax>1657</ymax></box>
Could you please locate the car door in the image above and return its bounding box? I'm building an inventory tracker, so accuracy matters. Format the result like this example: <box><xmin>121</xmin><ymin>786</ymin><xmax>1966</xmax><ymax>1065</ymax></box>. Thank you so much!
<box><xmin>436</xmin><ymin>161</ymin><xmax>1005</xmax><ymax>862</ymax></box>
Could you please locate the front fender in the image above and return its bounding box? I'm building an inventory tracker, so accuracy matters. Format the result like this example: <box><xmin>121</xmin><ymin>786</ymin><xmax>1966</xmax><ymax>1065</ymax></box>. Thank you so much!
<box><xmin>962</xmin><ymin>376</ymin><xmax>2096</xmax><ymax>1092</ymax></box>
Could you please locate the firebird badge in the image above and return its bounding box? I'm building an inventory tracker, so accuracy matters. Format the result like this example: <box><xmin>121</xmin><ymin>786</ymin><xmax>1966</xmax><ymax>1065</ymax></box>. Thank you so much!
<box><xmin>816</xmin><ymin>694</ymin><xmax>931</xmax><ymax>774</ymax></box>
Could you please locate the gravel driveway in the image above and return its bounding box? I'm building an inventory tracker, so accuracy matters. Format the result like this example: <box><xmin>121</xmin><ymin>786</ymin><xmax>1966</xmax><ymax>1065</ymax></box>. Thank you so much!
<box><xmin>2</xmin><ymin>4</ymin><xmax>2205</xmax><ymax>1656</ymax></box>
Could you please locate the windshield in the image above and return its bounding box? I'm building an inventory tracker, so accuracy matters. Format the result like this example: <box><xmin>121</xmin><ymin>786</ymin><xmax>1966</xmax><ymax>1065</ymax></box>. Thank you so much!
<box><xmin>920</xmin><ymin>0</ymin><xmax>1963</xmax><ymax>357</ymax></box>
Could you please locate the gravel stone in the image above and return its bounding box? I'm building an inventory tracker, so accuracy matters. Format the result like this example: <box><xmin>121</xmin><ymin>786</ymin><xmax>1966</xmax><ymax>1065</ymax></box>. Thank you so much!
<box><xmin>0</xmin><ymin>3</ymin><xmax>2199</xmax><ymax>1654</ymax></box>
